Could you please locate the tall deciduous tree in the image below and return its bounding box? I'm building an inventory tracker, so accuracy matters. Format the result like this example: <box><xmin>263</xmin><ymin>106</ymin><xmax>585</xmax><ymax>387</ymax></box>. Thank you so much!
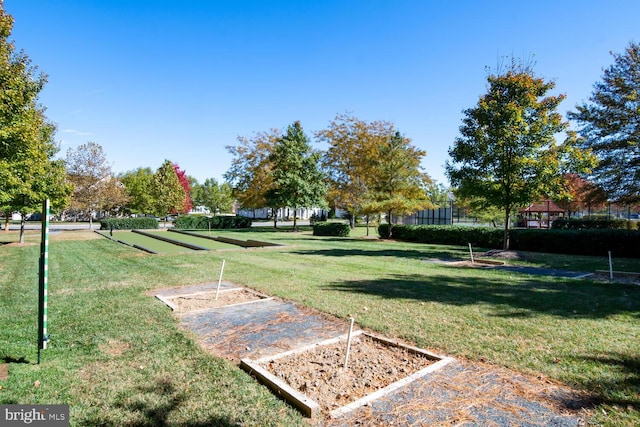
<box><xmin>267</xmin><ymin>121</ymin><xmax>326</xmax><ymax>231</ymax></box>
<box><xmin>172</xmin><ymin>163</ymin><xmax>192</xmax><ymax>214</ymax></box>
<box><xmin>225</xmin><ymin>129</ymin><xmax>278</xmax><ymax>217</ymax></box>
<box><xmin>368</xmin><ymin>131</ymin><xmax>433</xmax><ymax>237</ymax></box>
<box><xmin>316</xmin><ymin>113</ymin><xmax>394</xmax><ymax>228</ymax></box>
<box><xmin>65</xmin><ymin>142</ymin><xmax>127</xmax><ymax>227</ymax></box>
<box><xmin>152</xmin><ymin>160</ymin><xmax>185</xmax><ymax>221</ymax></box>
<box><xmin>0</xmin><ymin>5</ymin><xmax>71</xmax><ymax>241</ymax></box>
<box><xmin>119</xmin><ymin>167</ymin><xmax>155</xmax><ymax>215</ymax></box>
<box><xmin>568</xmin><ymin>42</ymin><xmax>640</xmax><ymax>203</ymax></box>
<box><xmin>446</xmin><ymin>59</ymin><xmax>594</xmax><ymax>249</ymax></box>
<box><xmin>192</xmin><ymin>178</ymin><xmax>234</xmax><ymax>215</ymax></box>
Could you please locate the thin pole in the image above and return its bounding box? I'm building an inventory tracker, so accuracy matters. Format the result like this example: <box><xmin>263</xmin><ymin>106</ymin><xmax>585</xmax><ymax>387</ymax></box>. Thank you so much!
<box><xmin>38</xmin><ymin>199</ymin><xmax>50</xmax><ymax>364</ymax></box>
<box><xmin>343</xmin><ymin>317</ymin><xmax>355</xmax><ymax>369</ymax></box>
<box><xmin>215</xmin><ymin>259</ymin><xmax>226</xmax><ymax>300</ymax></box>
<box><xmin>468</xmin><ymin>243</ymin><xmax>475</xmax><ymax>265</ymax></box>
<box><xmin>608</xmin><ymin>251</ymin><xmax>613</xmax><ymax>280</ymax></box>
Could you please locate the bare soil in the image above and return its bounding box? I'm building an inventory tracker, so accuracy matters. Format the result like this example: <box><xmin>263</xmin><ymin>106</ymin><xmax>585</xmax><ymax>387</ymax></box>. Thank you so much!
<box><xmin>0</xmin><ymin>363</ymin><xmax>8</xmax><ymax>381</ymax></box>
<box><xmin>260</xmin><ymin>334</ymin><xmax>437</xmax><ymax>413</ymax></box>
<box><xmin>167</xmin><ymin>289</ymin><xmax>267</xmax><ymax>311</ymax></box>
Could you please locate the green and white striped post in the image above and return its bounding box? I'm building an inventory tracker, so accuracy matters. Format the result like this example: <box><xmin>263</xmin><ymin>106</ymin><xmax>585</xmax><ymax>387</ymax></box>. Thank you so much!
<box><xmin>38</xmin><ymin>199</ymin><xmax>50</xmax><ymax>363</ymax></box>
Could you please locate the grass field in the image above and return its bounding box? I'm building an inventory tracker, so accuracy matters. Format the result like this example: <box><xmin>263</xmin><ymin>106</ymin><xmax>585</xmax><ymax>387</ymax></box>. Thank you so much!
<box><xmin>1</xmin><ymin>227</ymin><xmax>639</xmax><ymax>426</ymax></box>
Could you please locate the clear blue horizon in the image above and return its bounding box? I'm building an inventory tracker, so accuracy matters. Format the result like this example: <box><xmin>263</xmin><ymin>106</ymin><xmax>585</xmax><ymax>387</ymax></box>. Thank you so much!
<box><xmin>6</xmin><ymin>1</ymin><xmax>639</xmax><ymax>186</ymax></box>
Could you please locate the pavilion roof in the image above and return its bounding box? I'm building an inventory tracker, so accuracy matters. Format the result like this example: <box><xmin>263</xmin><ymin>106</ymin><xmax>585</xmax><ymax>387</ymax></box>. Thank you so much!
<box><xmin>518</xmin><ymin>200</ymin><xmax>565</xmax><ymax>213</ymax></box>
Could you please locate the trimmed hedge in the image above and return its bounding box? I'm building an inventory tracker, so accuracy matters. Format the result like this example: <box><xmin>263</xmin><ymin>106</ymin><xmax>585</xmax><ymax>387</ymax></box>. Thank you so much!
<box><xmin>100</xmin><ymin>217</ymin><xmax>159</xmax><ymax>230</ymax></box>
<box><xmin>378</xmin><ymin>224</ymin><xmax>640</xmax><ymax>258</ymax></box>
<box><xmin>313</xmin><ymin>221</ymin><xmax>351</xmax><ymax>237</ymax></box>
<box><xmin>174</xmin><ymin>215</ymin><xmax>252</xmax><ymax>230</ymax></box>
<box><xmin>552</xmin><ymin>218</ymin><xmax>638</xmax><ymax>230</ymax></box>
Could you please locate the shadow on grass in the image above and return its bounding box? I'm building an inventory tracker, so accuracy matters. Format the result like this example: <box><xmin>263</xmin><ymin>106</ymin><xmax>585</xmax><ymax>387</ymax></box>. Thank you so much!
<box><xmin>292</xmin><ymin>247</ymin><xmax>466</xmax><ymax>261</ymax></box>
<box><xmin>90</xmin><ymin>378</ymin><xmax>240</xmax><ymax>427</ymax></box>
<box><xmin>569</xmin><ymin>352</ymin><xmax>640</xmax><ymax>409</ymax></box>
<box><xmin>324</xmin><ymin>273</ymin><xmax>640</xmax><ymax>319</ymax></box>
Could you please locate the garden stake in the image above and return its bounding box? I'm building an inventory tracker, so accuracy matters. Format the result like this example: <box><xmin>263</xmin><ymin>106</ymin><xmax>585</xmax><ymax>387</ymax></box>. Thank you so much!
<box><xmin>468</xmin><ymin>243</ymin><xmax>475</xmax><ymax>265</ymax></box>
<box><xmin>343</xmin><ymin>317</ymin><xmax>355</xmax><ymax>369</ymax></box>
<box><xmin>608</xmin><ymin>251</ymin><xmax>613</xmax><ymax>280</ymax></box>
<box><xmin>215</xmin><ymin>259</ymin><xmax>226</xmax><ymax>301</ymax></box>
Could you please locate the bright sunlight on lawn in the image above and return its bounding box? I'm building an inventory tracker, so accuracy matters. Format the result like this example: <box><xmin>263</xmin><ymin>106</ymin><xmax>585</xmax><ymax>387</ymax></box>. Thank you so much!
<box><xmin>1</xmin><ymin>227</ymin><xmax>638</xmax><ymax>426</ymax></box>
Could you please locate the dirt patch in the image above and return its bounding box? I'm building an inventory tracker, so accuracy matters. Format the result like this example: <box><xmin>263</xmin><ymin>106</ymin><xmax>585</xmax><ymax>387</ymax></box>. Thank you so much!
<box><xmin>259</xmin><ymin>333</ymin><xmax>438</xmax><ymax>414</ymax></box>
<box><xmin>99</xmin><ymin>340</ymin><xmax>131</xmax><ymax>357</ymax></box>
<box><xmin>481</xmin><ymin>249</ymin><xmax>530</xmax><ymax>260</ymax></box>
<box><xmin>166</xmin><ymin>289</ymin><xmax>267</xmax><ymax>312</ymax></box>
<box><xmin>0</xmin><ymin>363</ymin><xmax>8</xmax><ymax>380</ymax></box>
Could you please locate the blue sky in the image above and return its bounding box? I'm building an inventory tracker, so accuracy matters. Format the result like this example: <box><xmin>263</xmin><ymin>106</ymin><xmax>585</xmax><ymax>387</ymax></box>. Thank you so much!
<box><xmin>6</xmin><ymin>1</ymin><xmax>640</xmax><ymax>185</ymax></box>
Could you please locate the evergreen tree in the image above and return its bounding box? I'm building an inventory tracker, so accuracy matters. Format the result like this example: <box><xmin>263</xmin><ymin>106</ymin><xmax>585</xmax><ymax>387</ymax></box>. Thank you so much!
<box><xmin>568</xmin><ymin>42</ymin><xmax>640</xmax><ymax>203</ymax></box>
<box><xmin>267</xmin><ymin>121</ymin><xmax>326</xmax><ymax>231</ymax></box>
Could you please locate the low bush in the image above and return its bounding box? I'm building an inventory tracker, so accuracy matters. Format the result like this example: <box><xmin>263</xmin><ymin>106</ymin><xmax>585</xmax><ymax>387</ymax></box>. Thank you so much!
<box><xmin>379</xmin><ymin>224</ymin><xmax>640</xmax><ymax>258</ymax></box>
<box><xmin>174</xmin><ymin>215</ymin><xmax>252</xmax><ymax>230</ymax></box>
<box><xmin>552</xmin><ymin>218</ymin><xmax>638</xmax><ymax>230</ymax></box>
<box><xmin>100</xmin><ymin>217</ymin><xmax>159</xmax><ymax>230</ymax></box>
<box><xmin>313</xmin><ymin>221</ymin><xmax>351</xmax><ymax>237</ymax></box>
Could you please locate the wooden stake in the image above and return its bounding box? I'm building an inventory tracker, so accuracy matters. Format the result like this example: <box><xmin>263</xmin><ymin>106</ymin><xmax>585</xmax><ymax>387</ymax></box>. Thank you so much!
<box><xmin>215</xmin><ymin>259</ymin><xmax>226</xmax><ymax>300</ymax></box>
<box><xmin>608</xmin><ymin>251</ymin><xmax>613</xmax><ymax>280</ymax></box>
<box><xmin>343</xmin><ymin>317</ymin><xmax>355</xmax><ymax>369</ymax></box>
<box><xmin>468</xmin><ymin>243</ymin><xmax>475</xmax><ymax>265</ymax></box>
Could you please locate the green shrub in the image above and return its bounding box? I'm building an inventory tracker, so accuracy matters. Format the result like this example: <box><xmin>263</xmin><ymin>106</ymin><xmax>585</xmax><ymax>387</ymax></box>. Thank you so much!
<box><xmin>380</xmin><ymin>223</ymin><xmax>640</xmax><ymax>258</ymax></box>
<box><xmin>174</xmin><ymin>215</ymin><xmax>252</xmax><ymax>230</ymax></box>
<box><xmin>313</xmin><ymin>221</ymin><xmax>351</xmax><ymax>237</ymax></box>
<box><xmin>552</xmin><ymin>218</ymin><xmax>638</xmax><ymax>230</ymax></box>
<box><xmin>100</xmin><ymin>217</ymin><xmax>159</xmax><ymax>230</ymax></box>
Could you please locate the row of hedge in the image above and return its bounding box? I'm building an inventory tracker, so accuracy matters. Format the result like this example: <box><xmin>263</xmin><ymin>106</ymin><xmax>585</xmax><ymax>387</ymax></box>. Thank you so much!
<box><xmin>378</xmin><ymin>224</ymin><xmax>640</xmax><ymax>258</ymax></box>
<box><xmin>100</xmin><ymin>217</ymin><xmax>159</xmax><ymax>230</ymax></box>
<box><xmin>312</xmin><ymin>221</ymin><xmax>351</xmax><ymax>237</ymax></box>
<box><xmin>174</xmin><ymin>215</ymin><xmax>252</xmax><ymax>230</ymax></box>
<box><xmin>552</xmin><ymin>218</ymin><xmax>638</xmax><ymax>230</ymax></box>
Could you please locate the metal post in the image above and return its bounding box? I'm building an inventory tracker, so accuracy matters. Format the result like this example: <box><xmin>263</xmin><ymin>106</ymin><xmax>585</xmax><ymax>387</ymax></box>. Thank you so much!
<box><xmin>38</xmin><ymin>199</ymin><xmax>50</xmax><ymax>363</ymax></box>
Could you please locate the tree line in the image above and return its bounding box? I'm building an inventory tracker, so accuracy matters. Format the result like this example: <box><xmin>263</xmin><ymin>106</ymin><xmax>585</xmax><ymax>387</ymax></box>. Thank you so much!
<box><xmin>1</xmin><ymin>3</ymin><xmax>639</xmax><ymax>248</ymax></box>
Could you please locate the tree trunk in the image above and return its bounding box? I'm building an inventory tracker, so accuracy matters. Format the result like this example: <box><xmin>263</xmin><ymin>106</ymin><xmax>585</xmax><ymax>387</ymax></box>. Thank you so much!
<box><xmin>503</xmin><ymin>207</ymin><xmax>511</xmax><ymax>250</ymax></box>
<box><xmin>19</xmin><ymin>216</ymin><xmax>26</xmax><ymax>244</ymax></box>
<box><xmin>4</xmin><ymin>212</ymin><xmax>9</xmax><ymax>232</ymax></box>
<box><xmin>272</xmin><ymin>207</ymin><xmax>278</xmax><ymax>229</ymax></box>
<box><xmin>292</xmin><ymin>206</ymin><xmax>298</xmax><ymax>232</ymax></box>
<box><xmin>387</xmin><ymin>210</ymin><xmax>393</xmax><ymax>238</ymax></box>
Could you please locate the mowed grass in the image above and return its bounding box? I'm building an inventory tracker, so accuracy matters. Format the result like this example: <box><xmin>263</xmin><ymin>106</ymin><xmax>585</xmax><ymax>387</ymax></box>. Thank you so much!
<box><xmin>0</xmin><ymin>227</ymin><xmax>639</xmax><ymax>426</ymax></box>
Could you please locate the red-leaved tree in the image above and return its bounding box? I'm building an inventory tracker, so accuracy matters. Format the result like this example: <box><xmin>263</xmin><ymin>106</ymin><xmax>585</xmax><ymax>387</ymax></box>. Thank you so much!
<box><xmin>172</xmin><ymin>163</ymin><xmax>193</xmax><ymax>214</ymax></box>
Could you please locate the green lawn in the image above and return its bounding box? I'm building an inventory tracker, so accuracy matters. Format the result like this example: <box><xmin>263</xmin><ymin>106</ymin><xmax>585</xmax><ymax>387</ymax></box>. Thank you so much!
<box><xmin>1</xmin><ymin>227</ymin><xmax>639</xmax><ymax>426</ymax></box>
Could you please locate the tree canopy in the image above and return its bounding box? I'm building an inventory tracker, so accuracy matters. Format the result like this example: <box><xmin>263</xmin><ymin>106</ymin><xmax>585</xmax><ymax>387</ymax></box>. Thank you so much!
<box><xmin>367</xmin><ymin>131</ymin><xmax>433</xmax><ymax>237</ymax></box>
<box><xmin>119</xmin><ymin>167</ymin><xmax>155</xmax><ymax>215</ymax></box>
<box><xmin>172</xmin><ymin>163</ymin><xmax>193</xmax><ymax>214</ymax></box>
<box><xmin>224</xmin><ymin>129</ymin><xmax>278</xmax><ymax>212</ymax></box>
<box><xmin>152</xmin><ymin>160</ymin><xmax>185</xmax><ymax>218</ymax></box>
<box><xmin>0</xmin><ymin>5</ymin><xmax>71</xmax><ymax>240</ymax></box>
<box><xmin>446</xmin><ymin>59</ymin><xmax>594</xmax><ymax>249</ymax></box>
<box><xmin>192</xmin><ymin>178</ymin><xmax>234</xmax><ymax>215</ymax></box>
<box><xmin>316</xmin><ymin>113</ymin><xmax>394</xmax><ymax>227</ymax></box>
<box><xmin>568</xmin><ymin>42</ymin><xmax>640</xmax><ymax>204</ymax></box>
<box><xmin>266</xmin><ymin>121</ymin><xmax>326</xmax><ymax>230</ymax></box>
<box><xmin>65</xmin><ymin>142</ymin><xmax>127</xmax><ymax>226</ymax></box>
